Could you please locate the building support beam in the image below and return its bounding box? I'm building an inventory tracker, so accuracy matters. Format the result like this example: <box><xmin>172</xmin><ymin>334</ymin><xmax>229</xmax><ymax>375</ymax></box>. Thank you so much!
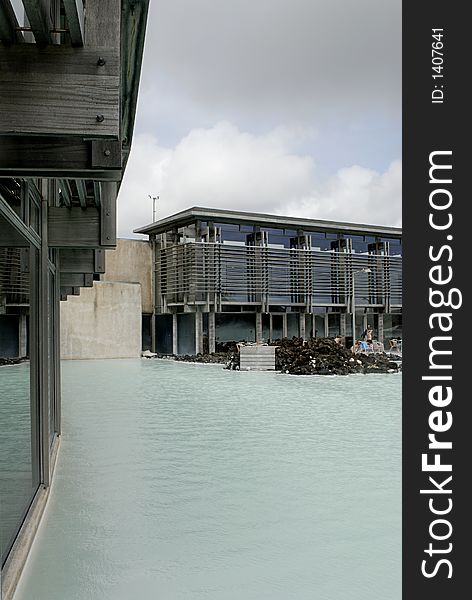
<box><xmin>59</xmin><ymin>249</ymin><xmax>95</xmax><ymax>273</ymax></box>
<box><xmin>63</xmin><ymin>0</ymin><xmax>85</xmax><ymax>46</ymax></box>
<box><xmin>299</xmin><ymin>313</ymin><xmax>306</xmax><ymax>341</ymax></box>
<box><xmin>0</xmin><ymin>44</ymin><xmax>120</xmax><ymax>138</ymax></box>
<box><xmin>172</xmin><ymin>313</ymin><xmax>178</xmax><ymax>355</ymax></box>
<box><xmin>255</xmin><ymin>311</ymin><xmax>262</xmax><ymax>343</ymax></box>
<box><xmin>60</xmin><ymin>273</ymin><xmax>86</xmax><ymax>287</ymax></box>
<box><xmin>0</xmin><ymin>1</ymin><xmax>24</xmax><ymax>44</ymax></box>
<box><xmin>58</xmin><ymin>179</ymin><xmax>72</xmax><ymax>208</ymax></box>
<box><xmin>195</xmin><ymin>311</ymin><xmax>203</xmax><ymax>355</ymax></box>
<box><xmin>100</xmin><ymin>182</ymin><xmax>117</xmax><ymax>246</ymax></box>
<box><xmin>39</xmin><ymin>198</ymin><xmax>50</xmax><ymax>486</ymax></box>
<box><xmin>94</xmin><ymin>249</ymin><xmax>106</xmax><ymax>273</ymax></box>
<box><xmin>378</xmin><ymin>314</ymin><xmax>384</xmax><ymax>347</ymax></box>
<box><xmin>208</xmin><ymin>311</ymin><xmax>215</xmax><ymax>353</ymax></box>
<box><xmin>340</xmin><ymin>313</ymin><xmax>347</xmax><ymax>338</ymax></box>
<box><xmin>75</xmin><ymin>180</ymin><xmax>87</xmax><ymax>209</ymax></box>
<box><xmin>48</xmin><ymin>207</ymin><xmax>100</xmax><ymax>248</ymax></box>
<box><xmin>282</xmin><ymin>314</ymin><xmax>288</xmax><ymax>339</ymax></box>
<box><xmin>18</xmin><ymin>313</ymin><xmax>28</xmax><ymax>358</ymax></box>
<box><xmin>22</xmin><ymin>0</ymin><xmax>54</xmax><ymax>46</ymax></box>
<box><xmin>0</xmin><ymin>136</ymin><xmax>122</xmax><ymax>180</ymax></box>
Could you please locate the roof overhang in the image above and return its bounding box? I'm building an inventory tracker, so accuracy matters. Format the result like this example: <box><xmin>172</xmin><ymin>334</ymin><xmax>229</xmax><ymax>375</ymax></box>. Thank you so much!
<box><xmin>134</xmin><ymin>206</ymin><xmax>403</xmax><ymax>238</ymax></box>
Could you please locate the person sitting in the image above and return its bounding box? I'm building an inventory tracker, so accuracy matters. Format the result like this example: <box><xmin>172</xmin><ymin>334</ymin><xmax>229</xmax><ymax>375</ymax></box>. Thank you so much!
<box><xmin>389</xmin><ymin>338</ymin><xmax>399</xmax><ymax>353</ymax></box>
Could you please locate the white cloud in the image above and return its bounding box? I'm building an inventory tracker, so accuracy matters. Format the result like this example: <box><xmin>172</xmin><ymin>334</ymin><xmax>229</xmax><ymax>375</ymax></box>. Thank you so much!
<box><xmin>118</xmin><ymin>122</ymin><xmax>401</xmax><ymax>238</ymax></box>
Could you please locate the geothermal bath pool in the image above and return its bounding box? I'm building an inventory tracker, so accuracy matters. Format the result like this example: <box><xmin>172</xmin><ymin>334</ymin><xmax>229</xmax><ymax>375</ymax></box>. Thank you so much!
<box><xmin>14</xmin><ymin>359</ymin><xmax>401</xmax><ymax>600</ymax></box>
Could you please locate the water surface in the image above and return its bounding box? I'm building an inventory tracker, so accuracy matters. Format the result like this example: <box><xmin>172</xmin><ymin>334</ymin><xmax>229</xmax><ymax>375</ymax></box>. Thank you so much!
<box><xmin>15</xmin><ymin>359</ymin><xmax>401</xmax><ymax>600</ymax></box>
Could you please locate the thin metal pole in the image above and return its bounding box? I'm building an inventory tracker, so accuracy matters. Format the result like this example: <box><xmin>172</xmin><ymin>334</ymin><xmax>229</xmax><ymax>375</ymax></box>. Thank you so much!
<box><xmin>352</xmin><ymin>276</ymin><xmax>356</xmax><ymax>342</ymax></box>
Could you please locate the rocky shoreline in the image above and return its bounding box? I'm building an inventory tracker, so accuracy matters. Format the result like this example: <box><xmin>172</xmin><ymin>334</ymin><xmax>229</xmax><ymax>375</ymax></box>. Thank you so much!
<box><xmin>145</xmin><ymin>337</ymin><xmax>401</xmax><ymax>375</ymax></box>
<box><xmin>0</xmin><ymin>357</ymin><xmax>28</xmax><ymax>367</ymax></box>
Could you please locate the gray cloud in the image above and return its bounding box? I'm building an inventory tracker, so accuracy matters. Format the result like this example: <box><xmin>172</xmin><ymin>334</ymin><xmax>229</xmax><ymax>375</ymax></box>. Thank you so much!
<box><xmin>139</xmin><ymin>0</ymin><xmax>401</xmax><ymax>131</ymax></box>
<box><xmin>119</xmin><ymin>1</ymin><xmax>401</xmax><ymax>236</ymax></box>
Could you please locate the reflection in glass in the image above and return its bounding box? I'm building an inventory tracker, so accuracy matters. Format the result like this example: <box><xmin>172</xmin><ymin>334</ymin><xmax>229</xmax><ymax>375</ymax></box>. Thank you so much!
<box><xmin>0</xmin><ymin>245</ymin><xmax>38</xmax><ymax>565</ymax></box>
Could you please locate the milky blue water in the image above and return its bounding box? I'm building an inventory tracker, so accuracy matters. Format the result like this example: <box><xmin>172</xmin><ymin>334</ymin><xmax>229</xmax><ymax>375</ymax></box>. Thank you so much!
<box><xmin>14</xmin><ymin>359</ymin><xmax>401</xmax><ymax>600</ymax></box>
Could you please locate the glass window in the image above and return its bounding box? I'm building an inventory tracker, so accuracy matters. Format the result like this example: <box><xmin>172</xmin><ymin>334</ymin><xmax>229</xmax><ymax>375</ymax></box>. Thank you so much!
<box><xmin>0</xmin><ymin>241</ymin><xmax>39</xmax><ymax>565</ymax></box>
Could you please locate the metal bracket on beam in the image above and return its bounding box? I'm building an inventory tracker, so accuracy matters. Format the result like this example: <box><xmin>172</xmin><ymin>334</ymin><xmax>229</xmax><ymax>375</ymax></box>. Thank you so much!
<box><xmin>91</xmin><ymin>140</ymin><xmax>122</xmax><ymax>170</ymax></box>
<box><xmin>100</xmin><ymin>182</ymin><xmax>117</xmax><ymax>246</ymax></box>
<box><xmin>94</xmin><ymin>249</ymin><xmax>106</xmax><ymax>273</ymax></box>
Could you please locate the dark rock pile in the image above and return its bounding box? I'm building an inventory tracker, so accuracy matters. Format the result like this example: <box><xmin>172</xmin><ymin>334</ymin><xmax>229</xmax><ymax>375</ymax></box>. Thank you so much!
<box><xmin>146</xmin><ymin>338</ymin><xmax>401</xmax><ymax>376</ymax></box>
<box><xmin>150</xmin><ymin>351</ymin><xmax>232</xmax><ymax>364</ymax></box>
<box><xmin>274</xmin><ymin>337</ymin><xmax>400</xmax><ymax>375</ymax></box>
<box><xmin>0</xmin><ymin>357</ymin><xmax>25</xmax><ymax>366</ymax></box>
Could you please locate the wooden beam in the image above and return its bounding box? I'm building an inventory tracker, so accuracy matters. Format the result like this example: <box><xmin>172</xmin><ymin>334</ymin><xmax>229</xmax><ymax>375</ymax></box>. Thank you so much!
<box><xmin>48</xmin><ymin>206</ymin><xmax>100</xmax><ymax>248</ymax></box>
<box><xmin>0</xmin><ymin>44</ymin><xmax>120</xmax><ymax>138</ymax></box>
<box><xmin>85</xmin><ymin>0</ymin><xmax>121</xmax><ymax>47</ymax></box>
<box><xmin>58</xmin><ymin>179</ymin><xmax>72</xmax><ymax>207</ymax></box>
<box><xmin>75</xmin><ymin>179</ymin><xmax>87</xmax><ymax>209</ymax></box>
<box><xmin>0</xmin><ymin>136</ymin><xmax>122</xmax><ymax>180</ymax></box>
<box><xmin>60</xmin><ymin>286</ymin><xmax>73</xmax><ymax>300</ymax></box>
<box><xmin>22</xmin><ymin>0</ymin><xmax>54</xmax><ymax>46</ymax></box>
<box><xmin>0</xmin><ymin>0</ymin><xmax>24</xmax><ymax>43</ymax></box>
<box><xmin>94</xmin><ymin>249</ymin><xmax>106</xmax><ymax>273</ymax></box>
<box><xmin>63</xmin><ymin>0</ymin><xmax>84</xmax><ymax>47</ymax></box>
<box><xmin>59</xmin><ymin>249</ymin><xmax>95</xmax><ymax>273</ymax></box>
<box><xmin>84</xmin><ymin>273</ymin><xmax>93</xmax><ymax>287</ymax></box>
<box><xmin>60</xmin><ymin>273</ymin><xmax>85</xmax><ymax>287</ymax></box>
<box><xmin>93</xmin><ymin>181</ymin><xmax>101</xmax><ymax>208</ymax></box>
<box><xmin>91</xmin><ymin>140</ymin><xmax>122</xmax><ymax>170</ymax></box>
<box><xmin>100</xmin><ymin>182</ymin><xmax>117</xmax><ymax>246</ymax></box>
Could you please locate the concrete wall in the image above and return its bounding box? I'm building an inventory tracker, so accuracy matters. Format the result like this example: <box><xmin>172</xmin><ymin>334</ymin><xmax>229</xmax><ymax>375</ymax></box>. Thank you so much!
<box><xmin>60</xmin><ymin>282</ymin><xmax>141</xmax><ymax>359</ymax></box>
<box><xmin>101</xmin><ymin>239</ymin><xmax>153</xmax><ymax>313</ymax></box>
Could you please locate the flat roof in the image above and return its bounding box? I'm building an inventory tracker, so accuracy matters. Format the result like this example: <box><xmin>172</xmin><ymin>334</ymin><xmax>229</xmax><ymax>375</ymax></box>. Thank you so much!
<box><xmin>134</xmin><ymin>206</ymin><xmax>402</xmax><ymax>238</ymax></box>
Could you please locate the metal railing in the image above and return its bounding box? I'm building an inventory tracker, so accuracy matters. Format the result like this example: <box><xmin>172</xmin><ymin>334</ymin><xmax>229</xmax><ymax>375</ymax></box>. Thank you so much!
<box><xmin>155</xmin><ymin>242</ymin><xmax>402</xmax><ymax>312</ymax></box>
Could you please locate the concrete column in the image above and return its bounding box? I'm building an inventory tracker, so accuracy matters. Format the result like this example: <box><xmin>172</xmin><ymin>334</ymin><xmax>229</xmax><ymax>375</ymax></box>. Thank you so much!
<box><xmin>151</xmin><ymin>313</ymin><xmax>156</xmax><ymax>353</ymax></box>
<box><xmin>209</xmin><ymin>312</ymin><xmax>216</xmax><ymax>353</ymax></box>
<box><xmin>172</xmin><ymin>313</ymin><xmax>178</xmax><ymax>355</ymax></box>
<box><xmin>19</xmin><ymin>313</ymin><xmax>28</xmax><ymax>357</ymax></box>
<box><xmin>299</xmin><ymin>313</ymin><xmax>306</xmax><ymax>340</ymax></box>
<box><xmin>282</xmin><ymin>314</ymin><xmax>288</xmax><ymax>339</ymax></box>
<box><xmin>378</xmin><ymin>314</ymin><xmax>384</xmax><ymax>347</ymax></box>
<box><xmin>255</xmin><ymin>312</ymin><xmax>262</xmax><ymax>343</ymax></box>
<box><xmin>340</xmin><ymin>313</ymin><xmax>347</xmax><ymax>337</ymax></box>
<box><xmin>195</xmin><ymin>311</ymin><xmax>203</xmax><ymax>355</ymax></box>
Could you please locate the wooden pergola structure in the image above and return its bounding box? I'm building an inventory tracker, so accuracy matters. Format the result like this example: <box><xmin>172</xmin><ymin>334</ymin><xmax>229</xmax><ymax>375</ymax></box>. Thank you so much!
<box><xmin>1</xmin><ymin>0</ymin><xmax>148</xmax><ymax>297</ymax></box>
<box><xmin>0</xmin><ymin>2</ymin><xmax>149</xmax><ymax>597</ymax></box>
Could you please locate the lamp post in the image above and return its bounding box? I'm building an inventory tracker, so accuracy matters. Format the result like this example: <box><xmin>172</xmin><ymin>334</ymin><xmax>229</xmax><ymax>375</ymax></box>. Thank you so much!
<box><xmin>352</xmin><ymin>267</ymin><xmax>371</xmax><ymax>343</ymax></box>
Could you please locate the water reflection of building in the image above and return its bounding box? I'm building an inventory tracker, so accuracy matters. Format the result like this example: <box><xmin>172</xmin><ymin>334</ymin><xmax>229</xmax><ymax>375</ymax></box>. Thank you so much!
<box><xmin>135</xmin><ymin>207</ymin><xmax>402</xmax><ymax>354</ymax></box>
<box><xmin>0</xmin><ymin>2</ymin><xmax>149</xmax><ymax>598</ymax></box>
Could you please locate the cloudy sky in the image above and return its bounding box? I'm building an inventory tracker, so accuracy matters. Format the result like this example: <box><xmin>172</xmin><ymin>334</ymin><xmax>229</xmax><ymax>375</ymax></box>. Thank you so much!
<box><xmin>119</xmin><ymin>0</ymin><xmax>401</xmax><ymax>238</ymax></box>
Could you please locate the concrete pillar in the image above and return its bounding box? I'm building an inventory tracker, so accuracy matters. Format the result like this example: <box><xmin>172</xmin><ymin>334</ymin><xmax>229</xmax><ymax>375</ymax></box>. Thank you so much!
<box><xmin>282</xmin><ymin>314</ymin><xmax>288</xmax><ymax>339</ymax></box>
<box><xmin>172</xmin><ymin>313</ymin><xmax>178</xmax><ymax>355</ymax></box>
<box><xmin>340</xmin><ymin>313</ymin><xmax>347</xmax><ymax>337</ymax></box>
<box><xmin>195</xmin><ymin>311</ymin><xmax>203</xmax><ymax>355</ymax></box>
<box><xmin>299</xmin><ymin>313</ymin><xmax>306</xmax><ymax>340</ymax></box>
<box><xmin>255</xmin><ymin>312</ymin><xmax>263</xmax><ymax>343</ymax></box>
<box><xmin>151</xmin><ymin>313</ymin><xmax>156</xmax><ymax>353</ymax></box>
<box><xmin>19</xmin><ymin>313</ymin><xmax>28</xmax><ymax>357</ymax></box>
<box><xmin>378</xmin><ymin>314</ymin><xmax>384</xmax><ymax>347</ymax></box>
<box><xmin>209</xmin><ymin>312</ymin><xmax>216</xmax><ymax>353</ymax></box>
